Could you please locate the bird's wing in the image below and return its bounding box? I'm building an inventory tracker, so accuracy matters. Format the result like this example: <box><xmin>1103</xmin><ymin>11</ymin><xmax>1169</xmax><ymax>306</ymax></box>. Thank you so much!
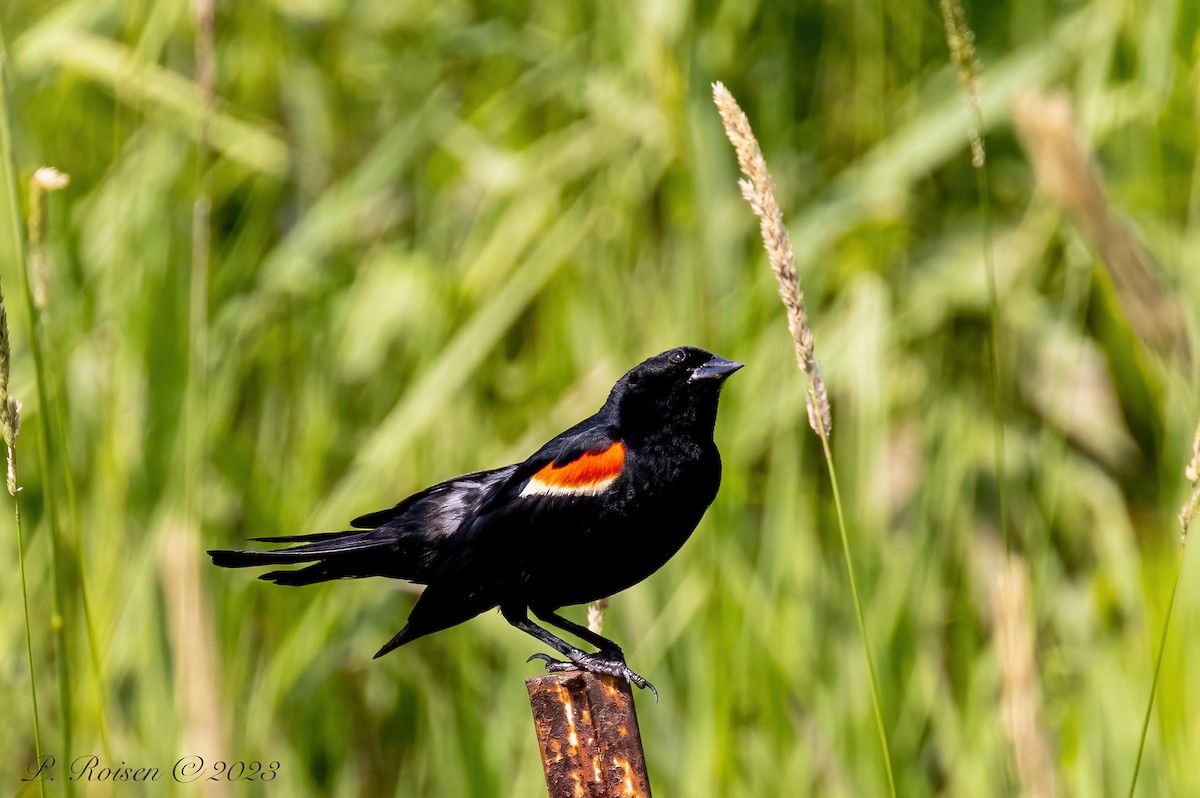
<box><xmin>375</xmin><ymin>422</ymin><xmax>629</xmax><ymax>650</ymax></box>
<box><xmin>349</xmin><ymin>467</ymin><xmax>516</xmax><ymax>530</ymax></box>
<box><xmin>486</xmin><ymin>421</ymin><xmax>627</xmax><ymax>506</ymax></box>
<box><xmin>348</xmin><ymin>413</ymin><xmax>624</xmax><ymax>546</ymax></box>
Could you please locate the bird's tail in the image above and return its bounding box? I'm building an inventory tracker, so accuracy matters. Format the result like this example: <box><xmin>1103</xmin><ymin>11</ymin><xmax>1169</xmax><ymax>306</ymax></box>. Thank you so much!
<box><xmin>208</xmin><ymin>530</ymin><xmax>403</xmax><ymax>586</ymax></box>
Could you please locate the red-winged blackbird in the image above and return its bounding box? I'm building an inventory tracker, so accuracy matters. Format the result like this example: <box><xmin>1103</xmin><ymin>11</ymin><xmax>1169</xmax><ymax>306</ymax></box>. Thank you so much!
<box><xmin>209</xmin><ymin>347</ymin><xmax>741</xmax><ymax>696</ymax></box>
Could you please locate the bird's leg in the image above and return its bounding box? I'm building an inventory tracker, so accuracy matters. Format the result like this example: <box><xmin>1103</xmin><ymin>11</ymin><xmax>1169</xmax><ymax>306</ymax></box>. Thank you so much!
<box><xmin>503</xmin><ymin>606</ymin><xmax>657</xmax><ymax>700</ymax></box>
<box><xmin>530</xmin><ymin>606</ymin><xmax>624</xmax><ymax>660</ymax></box>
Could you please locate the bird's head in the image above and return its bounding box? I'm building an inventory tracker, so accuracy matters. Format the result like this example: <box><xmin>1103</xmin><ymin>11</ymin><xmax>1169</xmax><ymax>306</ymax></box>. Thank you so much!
<box><xmin>607</xmin><ymin>347</ymin><xmax>743</xmax><ymax>438</ymax></box>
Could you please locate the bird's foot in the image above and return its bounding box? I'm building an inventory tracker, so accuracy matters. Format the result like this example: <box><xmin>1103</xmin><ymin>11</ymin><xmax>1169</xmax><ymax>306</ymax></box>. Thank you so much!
<box><xmin>526</xmin><ymin>652</ymin><xmax>658</xmax><ymax>702</ymax></box>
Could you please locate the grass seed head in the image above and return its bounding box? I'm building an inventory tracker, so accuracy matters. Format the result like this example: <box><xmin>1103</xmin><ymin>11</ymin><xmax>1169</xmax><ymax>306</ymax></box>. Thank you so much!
<box><xmin>587</xmin><ymin>597</ymin><xmax>609</xmax><ymax>636</ymax></box>
<box><xmin>1178</xmin><ymin>416</ymin><xmax>1200</xmax><ymax>544</ymax></box>
<box><xmin>712</xmin><ymin>82</ymin><xmax>831</xmax><ymax>437</ymax></box>
<box><xmin>939</xmin><ymin>0</ymin><xmax>986</xmax><ymax>167</ymax></box>
<box><xmin>29</xmin><ymin>167</ymin><xmax>70</xmax><ymax>310</ymax></box>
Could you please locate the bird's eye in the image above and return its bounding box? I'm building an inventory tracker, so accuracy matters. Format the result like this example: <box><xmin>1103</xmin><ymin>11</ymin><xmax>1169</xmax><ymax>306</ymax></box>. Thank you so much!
<box><xmin>669</xmin><ymin>349</ymin><xmax>686</xmax><ymax>364</ymax></box>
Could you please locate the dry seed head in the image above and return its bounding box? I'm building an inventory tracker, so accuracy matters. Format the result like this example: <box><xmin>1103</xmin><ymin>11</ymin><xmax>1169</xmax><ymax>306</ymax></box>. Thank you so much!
<box><xmin>969</xmin><ymin>130</ymin><xmax>986</xmax><ymax>168</ymax></box>
<box><xmin>712</xmin><ymin>82</ymin><xmax>831</xmax><ymax>437</ymax></box>
<box><xmin>806</xmin><ymin>367</ymin><xmax>832</xmax><ymax>438</ymax></box>
<box><xmin>939</xmin><ymin>0</ymin><xmax>987</xmax><ymax>168</ymax></box>
<box><xmin>1178</xmin><ymin>415</ymin><xmax>1200</xmax><ymax>544</ymax></box>
<box><xmin>713</xmin><ymin>82</ymin><xmax>816</xmax><ymax>374</ymax></box>
<box><xmin>6</xmin><ymin>397</ymin><xmax>19</xmax><ymax>496</ymax></box>
<box><xmin>1180</xmin><ymin>488</ymin><xmax>1199</xmax><ymax>545</ymax></box>
<box><xmin>0</xmin><ymin>295</ymin><xmax>11</xmax><ymax>449</ymax></box>
<box><xmin>1177</xmin><ymin>417</ymin><xmax>1200</xmax><ymax>545</ymax></box>
<box><xmin>939</xmin><ymin>0</ymin><xmax>980</xmax><ymax>105</ymax></box>
<box><xmin>587</xmin><ymin>597</ymin><xmax>609</xmax><ymax>636</ymax></box>
<box><xmin>29</xmin><ymin>166</ymin><xmax>70</xmax><ymax>310</ymax></box>
<box><xmin>1186</xmin><ymin>417</ymin><xmax>1200</xmax><ymax>484</ymax></box>
<box><xmin>32</xmin><ymin>166</ymin><xmax>69</xmax><ymax>192</ymax></box>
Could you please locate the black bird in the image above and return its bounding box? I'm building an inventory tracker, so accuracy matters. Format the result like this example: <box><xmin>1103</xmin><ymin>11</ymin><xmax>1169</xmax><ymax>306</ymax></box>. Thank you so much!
<box><xmin>209</xmin><ymin>347</ymin><xmax>742</xmax><ymax>697</ymax></box>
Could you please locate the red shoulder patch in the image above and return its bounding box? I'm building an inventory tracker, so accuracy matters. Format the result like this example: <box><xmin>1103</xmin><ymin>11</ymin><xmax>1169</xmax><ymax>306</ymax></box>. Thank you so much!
<box><xmin>521</xmin><ymin>441</ymin><xmax>626</xmax><ymax>497</ymax></box>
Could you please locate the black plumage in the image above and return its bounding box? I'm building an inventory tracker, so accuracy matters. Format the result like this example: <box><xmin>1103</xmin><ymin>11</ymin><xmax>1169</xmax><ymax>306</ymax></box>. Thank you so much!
<box><xmin>209</xmin><ymin>346</ymin><xmax>742</xmax><ymax>695</ymax></box>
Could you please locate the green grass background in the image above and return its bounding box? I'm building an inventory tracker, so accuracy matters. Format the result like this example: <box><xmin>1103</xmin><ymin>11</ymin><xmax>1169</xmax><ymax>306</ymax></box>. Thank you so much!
<box><xmin>2</xmin><ymin>0</ymin><xmax>1199</xmax><ymax>794</ymax></box>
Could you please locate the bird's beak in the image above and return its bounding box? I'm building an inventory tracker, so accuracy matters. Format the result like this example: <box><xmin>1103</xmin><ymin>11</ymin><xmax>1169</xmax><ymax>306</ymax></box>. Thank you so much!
<box><xmin>689</xmin><ymin>355</ymin><xmax>744</xmax><ymax>382</ymax></box>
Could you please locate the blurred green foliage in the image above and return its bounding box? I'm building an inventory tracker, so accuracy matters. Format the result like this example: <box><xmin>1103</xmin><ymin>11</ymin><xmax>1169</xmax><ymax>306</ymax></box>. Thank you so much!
<box><xmin>2</xmin><ymin>0</ymin><xmax>1199</xmax><ymax>795</ymax></box>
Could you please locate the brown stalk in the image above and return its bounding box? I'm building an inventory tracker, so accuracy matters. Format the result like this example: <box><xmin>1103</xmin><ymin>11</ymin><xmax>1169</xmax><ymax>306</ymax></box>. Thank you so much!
<box><xmin>161</xmin><ymin>520</ymin><xmax>227</xmax><ymax>789</ymax></box>
<box><xmin>992</xmin><ymin>559</ymin><xmax>1057</xmax><ymax>798</ymax></box>
<box><xmin>1013</xmin><ymin>90</ymin><xmax>1189</xmax><ymax>364</ymax></box>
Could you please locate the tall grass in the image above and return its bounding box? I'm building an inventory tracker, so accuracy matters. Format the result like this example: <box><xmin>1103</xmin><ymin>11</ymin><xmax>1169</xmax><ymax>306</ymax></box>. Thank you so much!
<box><xmin>937</xmin><ymin>5</ymin><xmax>1028</xmax><ymax>791</ymax></box>
<box><xmin>0</xmin><ymin>50</ymin><xmax>43</xmax><ymax>798</ymax></box>
<box><xmin>939</xmin><ymin>0</ymin><xmax>1008</xmax><ymax>552</ymax></box>
<box><xmin>713</xmin><ymin>81</ymin><xmax>894</xmax><ymax>798</ymax></box>
<box><xmin>1</xmin><ymin>1</ymin><xmax>1198</xmax><ymax>795</ymax></box>
<box><xmin>1128</xmin><ymin>420</ymin><xmax>1200</xmax><ymax>796</ymax></box>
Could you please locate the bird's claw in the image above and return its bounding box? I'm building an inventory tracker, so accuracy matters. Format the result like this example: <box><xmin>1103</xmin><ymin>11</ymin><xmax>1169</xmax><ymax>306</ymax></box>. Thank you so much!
<box><xmin>526</xmin><ymin>652</ymin><xmax>566</xmax><ymax>667</ymax></box>
<box><xmin>526</xmin><ymin>651</ymin><xmax>658</xmax><ymax>702</ymax></box>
